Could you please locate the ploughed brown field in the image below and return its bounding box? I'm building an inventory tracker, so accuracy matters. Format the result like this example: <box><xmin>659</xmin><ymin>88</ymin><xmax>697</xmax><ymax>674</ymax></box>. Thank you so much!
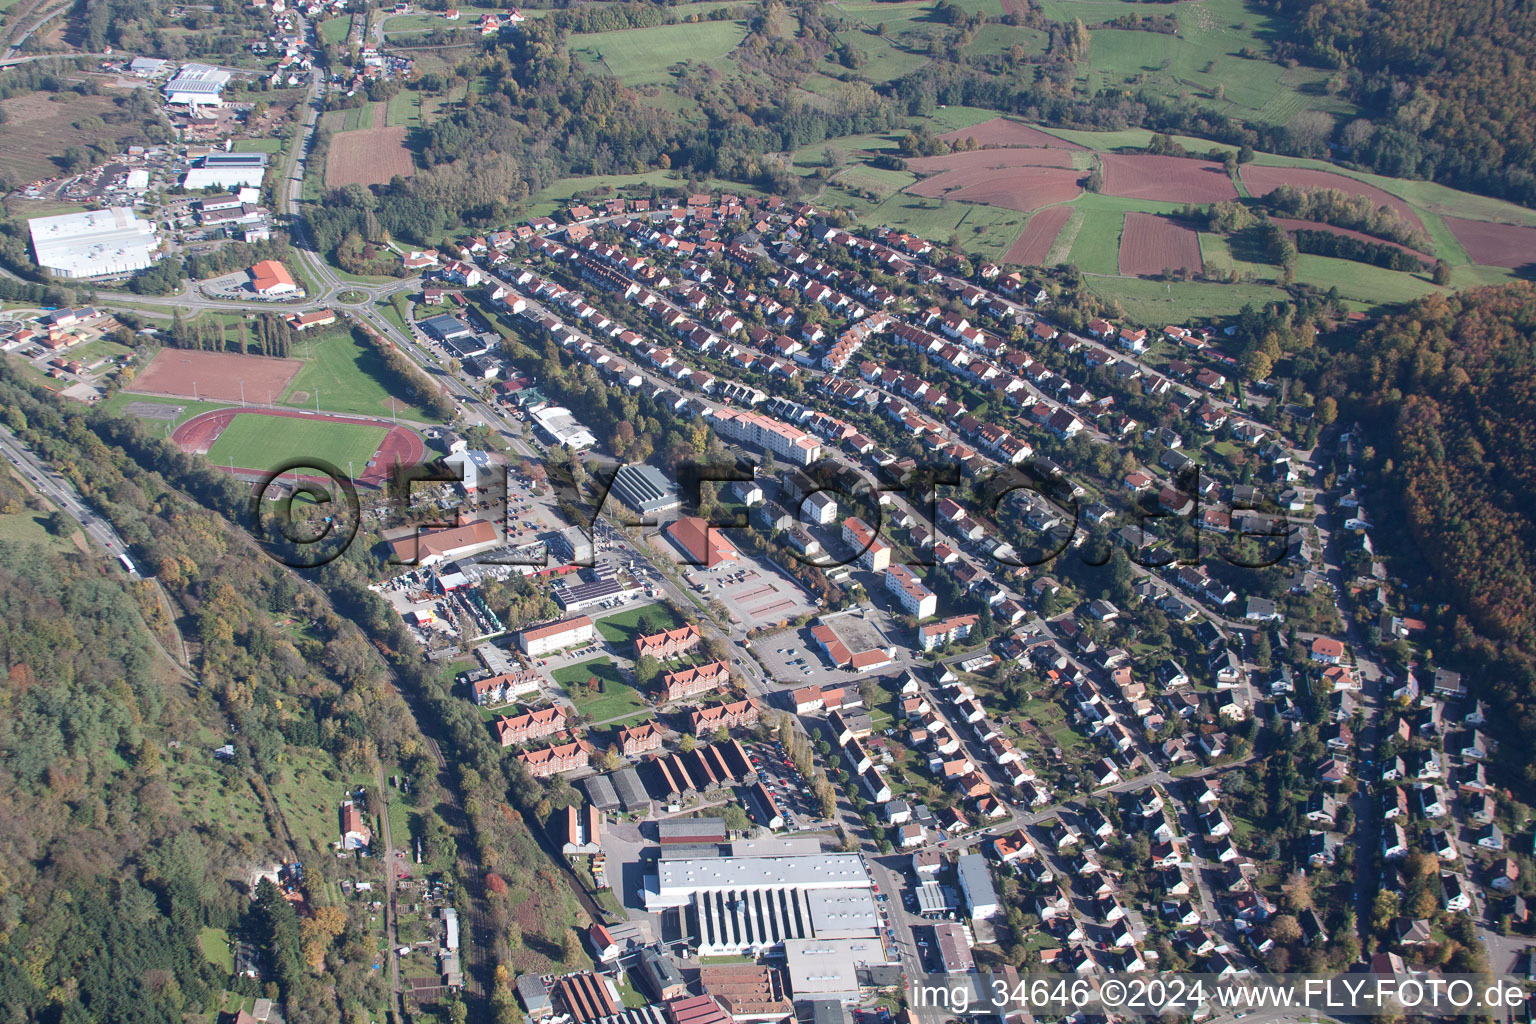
<box><xmin>1440</xmin><ymin>216</ymin><xmax>1536</xmax><ymax>268</ymax></box>
<box><xmin>1239</xmin><ymin>164</ymin><xmax>1424</xmax><ymax>231</ymax></box>
<box><xmin>1100</xmin><ymin>153</ymin><xmax>1239</xmax><ymax>204</ymax></box>
<box><xmin>906</xmin><ymin>150</ymin><xmax>1086</xmax><ymax>212</ymax></box>
<box><xmin>326</xmin><ymin>108</ymin><xmax>415</xmax><ymax>189</ymax></box>
<box><xmin>1005</xmin><ymin>206</ymin><xmax>1073</xmax><ymax>265</ymax></box>
<box><xmin>1118</xmin><ymin>212</ymin><xmax>1203</xmax><ymax>277</ymax></box>
<box><xmin>937</xmin><ymin>117</ymin><xmax>1086</xmax><ymax>151</ymax></box>
<box><xmin>906</xmin><ymin>149</ymin><xmax>1078</xmax><ymax>173</ymax></box>
<box><xmin>129</xmin><ymin>348</ymin><xmax>303</xmax><ymax>404</ymax></box>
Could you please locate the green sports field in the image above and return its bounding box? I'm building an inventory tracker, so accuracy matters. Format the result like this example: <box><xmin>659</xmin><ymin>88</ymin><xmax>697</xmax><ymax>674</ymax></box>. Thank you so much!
<box><xmin>205</xmin><ymin>413</ymin><xmax>387</xmax><ymax>475</ymax></box>
<box><xmin>279</xmin><ymin>329</ymin><xmax>444</xmax><ymax>422</ymax></box>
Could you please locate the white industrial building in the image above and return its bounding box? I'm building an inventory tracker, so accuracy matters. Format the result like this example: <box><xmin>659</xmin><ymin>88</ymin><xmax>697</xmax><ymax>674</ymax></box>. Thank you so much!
<box><xmin>164</xmin><ymin>63</ymin><xmax>232</xmax><ymax>107</ymax></box>
<box><xmin>644</xmin><ymin>850</ymin><xmax>880</xmax><ymax>955</ymax></box>
<box><xmin>782</xmin><ymin>937</ymin><xmax>886</xmax><ymax>1004</ymax></box>
<box><xmin>956</xmin><ymin>853</ymin><xmax>999</xmax><ymax>920</ymax></box>
<box><xmin>184</xmin><ymin>152</ymin><xmax>268</xmax><ymax>190</ymax></box>
<box><xmin>28</xmin><ymin>207</ymin><xmax>160</xmax><ymax>279</ymax></box>
<box><xmin>530</xmin><ymin>405</ymin><xmax>596</xmax><ymax>451</ymax></box>
<box><xmin>128</xmin><ymin>56</ymin><xmax>169</xmax><ymax>77</ymax></box>
<box><xmin>444</xmin><ymin>447</ymin><xmax>498</xmax><ymax>493</ymax></box>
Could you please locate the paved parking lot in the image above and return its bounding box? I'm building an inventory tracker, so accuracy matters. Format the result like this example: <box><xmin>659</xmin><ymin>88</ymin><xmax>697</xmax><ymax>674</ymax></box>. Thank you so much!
<box><xmin>742</xmin><ymin>739</ymin><xmax>823</xmax><ymax>829</ymax></box>
<box><xmin>750</xmin><ymin>626</ymin><xmax>857</xmax><ymax>689</ymax></box>
<box><xmin>682</xmin><ymin>553</ymin><xmax>820</xmax><ymax>628</ymax></box>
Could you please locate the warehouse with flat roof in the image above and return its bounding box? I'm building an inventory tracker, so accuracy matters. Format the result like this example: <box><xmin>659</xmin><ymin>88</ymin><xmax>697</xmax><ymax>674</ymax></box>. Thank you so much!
<box><xmin>956</xmin><ymin>853</ymin><xmax>999</xmax><ymax>920</ymax></box>
<box><xmin>782</xmin><ymin>937</ymin><xmax>885</xmax><ymax>1004</ymax></box>
<box><xmin>29</xmin><ymin>207</ymin><xmax>160</xmax><ymax>279</ymax></box>
<box><xmin>645</xmin><ymin>849</ymin><xmax>879</xmax><ymax>955</ymax></box>
<box><xmin>184</xmin><ymin>151</ymin><xmax>267</xmax><ymax>189</ymax></box>
<box><xmin>608</xmin><ymin>464</ymin><xmax>681</xmax><ymax>517</ymax></box>
<box><xmin>164</xmin><ymin>63</ymin><xmax>231</xmax><ymax>106</ymax></box>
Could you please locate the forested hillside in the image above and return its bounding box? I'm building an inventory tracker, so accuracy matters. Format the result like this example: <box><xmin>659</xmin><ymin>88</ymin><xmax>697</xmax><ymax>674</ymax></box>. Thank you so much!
<box><xmin>1278</xmin><ymin>0</ymin><xmax>1536</xmax><ymax>205</ymax></box>
<box><xmin>0</xmin><ymin>548</ymin><xmax>232</xmax><ymax>1023</ymax></box>
<box><xmin>0</xmin><ymin>365</ymin><xmax>430</xmax><ymax>1019</ymax></box>
<box><xmin>1331</xmin><ymin>283</ymin><xmax>1536</xmax><ymax>777</ymax></box>
<box><xmin>0</xmin><ymin>360</ymin><xmax>591</xmax><ymax>1023</ymax></box>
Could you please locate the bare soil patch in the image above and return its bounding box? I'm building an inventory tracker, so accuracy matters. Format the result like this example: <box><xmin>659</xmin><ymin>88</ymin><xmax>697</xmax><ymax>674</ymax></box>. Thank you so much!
<box><xmin>1440</xmin><ymin>216</ymin><xmax>1536</xmax><ymax>269</ymax></box>
<box><xmin>326</xmin><ymin>123</ymin><xmax>414</xmax><ymax>188</ymax></box>
<box><xmin>1240</xmin><ymin>164</ymin><xmax>1423</xmax><ymax>231</ymax></box>
<box><xmin>1004</xmin><ymin>205</ymin><xmax>1073</xmax><ymax>265</ymax></box>
<box><xmin>908</xmin><ymin>164</ymin><xmax>1085</xmax><ymax>212</ymax></box>
<box><xmin>906</xmin><ymin>149</ymin><xmax>1078</xmax><ymax>173</ymax></box>
<box><xmin>129</xmin><ymin>348</ymin><xmax>303</xmax><ymax>404</ymax></box>
<box><xmin>938</xmin><ymin>117</ymin><xmax>1085</xmax><ymax>151</ymax></box>
<box><xmin>1118</xmin><ymin>212</ymin><xmax>1203</xmax><ymax>277</ymax></box>
<box><xmin>1100</xmin><ymin>153</ymin><xmax>1238</xmax><ymax>204</ymax></box>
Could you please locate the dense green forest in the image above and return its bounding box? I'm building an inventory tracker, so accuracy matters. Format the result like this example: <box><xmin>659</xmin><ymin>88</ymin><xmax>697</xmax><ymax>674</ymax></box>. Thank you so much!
<box><xmin>1277</xmin><ymin>0</ymin><xmax>1536</xmax><ymax>205</ymax></box>
<box><xmin>1327</xmin><ymin>283</ymin><xmax>1536</xmax><ymax>780</ymax></box>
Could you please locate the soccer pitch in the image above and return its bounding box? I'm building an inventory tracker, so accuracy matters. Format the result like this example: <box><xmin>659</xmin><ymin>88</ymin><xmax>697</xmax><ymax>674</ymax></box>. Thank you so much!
<box><xmin>204</xmin><ymin>413</ymin><xmax>388</xmax><ymax>475</ymax></box>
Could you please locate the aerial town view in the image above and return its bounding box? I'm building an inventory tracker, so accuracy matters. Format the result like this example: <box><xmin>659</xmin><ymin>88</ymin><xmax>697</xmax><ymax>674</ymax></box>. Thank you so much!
<box><xmin>0</xmin><ymin>0</ymin><xmax>1534</xmax><ymax>1022</ymax></box>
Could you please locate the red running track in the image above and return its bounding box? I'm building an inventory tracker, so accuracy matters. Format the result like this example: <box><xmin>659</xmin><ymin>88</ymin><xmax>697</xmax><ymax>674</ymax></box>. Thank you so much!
<box><xmin>170</xmin><ymin>407</ymin><xmax>426</xmax><ymax>488</ymax></box>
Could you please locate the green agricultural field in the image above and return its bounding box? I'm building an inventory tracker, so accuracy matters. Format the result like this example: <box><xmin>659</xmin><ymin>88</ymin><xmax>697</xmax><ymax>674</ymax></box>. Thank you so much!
<box><xmin>594</xmin><ymin>602</ymin><xmax>686</xmax><ymax>647</ymax></box>
<box><xmin>279</xmin><ymin>328</ymin><xmax>444</xmax><ymax>421</ymax></box>
<box><xmin>318</xmin><ymin>15</ymin><xmax>350</xmax><ymax>45</ymax></box>
<box><xmin>386</xmin><ymin>88</ymin><xmax>421</xmax><ymax>128</ymax></box>
<box><xmin>1084</xmin><ymin>277</ymin><xmax>1290</xmax><ymax>323</ymax></box>
<box><xmin>233</xmin><ymin>137</ymin><xmax>285</xmax><ymax>154</ymax></box>
<box><xmin>963</xmin><ymin>23</ymin><xmax>1048</xmax><ymax>59</ymax></box>
<box><xmin>205</xmin><ymin>413</ymin><xmax>388</xmax><ymax>476</ymax></box>
<box><xmin>1289</xmin><ymin>254</ymin><xmax>1445</xmax><ymax>307</ymax></box>
<box><xmin>833</xmin><ymin>164</ymin><xmax>917</xmax><ymax>199</ymax></box>
<box><xmin>818</xmin><ymin>188</ymin><xmax>1027</xmax><ymax>261</ymax></box>
<box><xmin>525</xmin><ymin>170</ymin><xmax>684</xmax><ymax>217</ymax></box>
<box><xmin>570</xmin><ymin>21</ymin><xmax>746</xmax><ymax>85</ymax></box>
<box><xmin>919</xmin><ymin>105</ymin><xmax>1011</xmax><ymax>133</ymax></box>
<box><xmin>553</xmin><ymin>657</ymin><xmax>646</xmax><ymax>722</ymax></box>
<box><xmin>1244</xmin><ymin>152</ymin><xmax>1536</xmax><ymax>229</ymax></box>
<box><xmin>1197</xmin><ymin>232</ymin><xmax>1272</xmax><ymax>281</ymax></box>
<box><xmin>793</xmin><ymin>131</ymin><xmax>903</xmax><ymax>170</ymax></box>
<box><xmin>1038</xmin><ymin>125</ymin><xmax>1239</xmax><ymax>156</ymax></box>
<box><xmin>380</xmin><ymin>12</ymin><xmax>457</xmax><ymax>37</ymax></box>
<box><xmin>166</xmin><ymin>757</ymin><xmax>268</xmax><ymax>846</ymax></box>
<box><xmin>1065</xmin><ymin>206</ymin><xmax>1125</xmax><ymax>275</ymax></box>
<box><xmin>66</xmin><ymin>337</ymin><xmax>134</xmax><ymax>366</ymax></box>
<box><xmin>1070</xmin><ymin>0</ymin><xmax>1356</xmax><ymax>126</ymax></box>
<box><xmin>265</xmin><ymin>750</ymin><xmax>372</xmax><ymax>851</ymax></box>
<box><xmin>0</xmin><ymin>484</ymin><xmax>77</xmax><ymax>552</ymax></box>
<box><xmin>832</xmin><ymin>31</ymin><xmax>931</xmax><ymax>83</ymax></box>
